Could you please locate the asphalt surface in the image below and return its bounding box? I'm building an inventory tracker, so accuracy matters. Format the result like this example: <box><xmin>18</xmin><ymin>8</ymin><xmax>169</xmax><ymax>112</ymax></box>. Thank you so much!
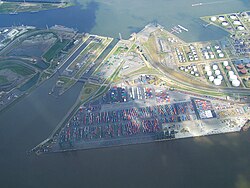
<box><xmin>58</xmin><ymin>36</ymin><xmax>95</xmax><ymax>74</ymax></box>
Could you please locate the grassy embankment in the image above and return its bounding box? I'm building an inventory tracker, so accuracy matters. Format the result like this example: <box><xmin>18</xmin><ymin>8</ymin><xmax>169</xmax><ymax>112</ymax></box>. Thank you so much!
<box><xmin>0</xmin><ymin>2</ymin><xmax>73</xmax><ymax>14</ymax></box>
<box><xmin>0</xmin><ymin>60</ymin><xmax>35</xmax><ymax>76</ymax></box>
<box><xmin>43</xmin><ymin>39</ymin><xmax>71</xmax><ymax>62</ymax></box>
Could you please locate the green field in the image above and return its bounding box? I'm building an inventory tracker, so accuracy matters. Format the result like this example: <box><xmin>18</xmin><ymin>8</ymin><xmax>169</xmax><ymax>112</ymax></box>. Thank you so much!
<box><xmin>0</xmin><ymin>2</ymin><xmax>73</xmax><ymax>14</ymax></box>
<box><xmin>0</xmin><ymin>60</ymin><xmax>35</xmax><ymax>76</ymax></box>
<box><xmin>43</xmin><ymin>39</ymin><xmax>70</xmax><ymax>62</ymax></box>
<box><xmin>113</xmin><ymin>46</ymin><xmax>128</xmax><ymax>55</ymax></box>
<box><xmin>58</xmin><ymin>76</ymin><xmax>76</xmax><ymax>93</ymax></box>
<box><xmin>39</xmin><ymin>72</ymin><xmax>51</xmax><ymax>83</ymax></box>
<box><xmin>80</xmin><ymin>83</ymin><xmax>101</xmax><ymax>102</ymax></box>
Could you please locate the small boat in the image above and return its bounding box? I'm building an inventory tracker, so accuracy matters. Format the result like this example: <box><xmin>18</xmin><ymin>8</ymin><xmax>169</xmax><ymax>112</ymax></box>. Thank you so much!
<box><xmin>178</xmin><ymin>25</ymin><xmax>189</xmax><ymax>32</ymax></box>
<box><xmin>192</xmin><ymin>3</ymin><xmax>203</xmax><ymax>7</ymax></box>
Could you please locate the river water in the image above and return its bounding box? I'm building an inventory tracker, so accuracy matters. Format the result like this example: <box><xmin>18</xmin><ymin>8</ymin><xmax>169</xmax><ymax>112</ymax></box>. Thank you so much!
<box><xmin>0</xmin><ymin>0</ymin><xmax>250</xmax><ymax>187</ymax></box>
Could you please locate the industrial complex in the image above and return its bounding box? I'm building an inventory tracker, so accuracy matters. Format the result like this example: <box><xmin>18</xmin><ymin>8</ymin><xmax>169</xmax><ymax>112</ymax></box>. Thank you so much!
<box><xmin>0</xmin><ymin>11</ymin><xmax>249</xmax><ymax>155</ymax></box>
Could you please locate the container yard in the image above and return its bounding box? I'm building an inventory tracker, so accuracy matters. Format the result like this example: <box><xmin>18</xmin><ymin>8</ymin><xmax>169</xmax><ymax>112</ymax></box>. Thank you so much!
<box><xmin>51</xmin><ymin>99</ymin><xmax>198</xmax><ymax>151</ymax></box>
<box><xmin>36</xmin><ymin>88</ymin><xmax>249</xmax><ymax>154</ymax></box>
<box><xmin>28</xmin><ymin>20</ymin><xmax>250</xmax><ymax>155</ymax></box>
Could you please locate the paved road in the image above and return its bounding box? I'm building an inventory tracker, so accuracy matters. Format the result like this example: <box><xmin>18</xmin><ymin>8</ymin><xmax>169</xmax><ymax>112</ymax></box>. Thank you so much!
<box><xmin>58</xmin><ymin>36</ymin><xmax>95</xmax><ymax>74</ymax></box>
<box><xmin>79</xmin><ymin>39</ymin><xmax>118</xmax><ymax>80</ymax></box>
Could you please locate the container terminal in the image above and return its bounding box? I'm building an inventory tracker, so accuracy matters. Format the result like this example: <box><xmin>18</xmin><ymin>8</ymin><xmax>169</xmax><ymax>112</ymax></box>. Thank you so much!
<box><xmin>8</xmin><ymin>11</ymin><xmax>249</xmax><ymax>155</ymax></box>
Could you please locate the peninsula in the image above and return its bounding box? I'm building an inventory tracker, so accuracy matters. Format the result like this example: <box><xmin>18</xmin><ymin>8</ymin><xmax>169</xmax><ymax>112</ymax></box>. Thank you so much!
<box><xmin>1</xmin><ymin>11</ymin><xmax>249</xmax><ymax>155</ymax></box>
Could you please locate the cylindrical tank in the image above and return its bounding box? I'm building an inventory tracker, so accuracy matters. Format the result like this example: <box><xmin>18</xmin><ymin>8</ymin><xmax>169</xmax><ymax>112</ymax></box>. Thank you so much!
<box><xmin>214</xmin><ymin>79</ymin><xmax>222</xmax><ymax>86</ymax></box>
<box><xmin>228</xmin><ymin>71</ymin><xmax>234</xmax><ymax>76</ymax></box>
<box><xmin>219</xmin><ymin>53</ymin><xmax>224</xmax><ymax>58</ymax></box>
<box><xmin>237</xmin><ymin>26</ymin><xmax>245</xmax><ymax>30</ymax></box>
<box><xmin>229</xmin><ymin>74</ymin><xmax>237</xmax><ymax>81</ymax></box>
<box><xmin>217</xmin><ymin>75</ymin><xmax>223</xmax><ymax>80</ymax></box>
<box><xmin>216</xmin><ymin>49</ymin><xmax>222</xmax><ymax>54</ymax></box>
<box><xmin>215</xmin><ymin>70</ymin><xmax>221</xmax><ymax>75</ymax></box>
<box><xmin>205</xmin><ymin>65</ymin><xmax>210</xmax><ymax>72</ymax></box>
<box><xmin>215</xmin><ymin>45</ymin><xmax>220</xmax><ymax>49</ymax></box>
<box><xmin>219</xmin><ymin>16</ymin><xmax>225</xmax><ymax>21</ymax></box>
<box><xmin>223</xmin><ymin>61</ymin><xmax>229</xmax><ymax>67</ymax></box>
<box><xmin>207</xmin><ymin>70</ymin><xmax>212</xmax><ymax>76</ymax></box>
<box><xmin>209</xmin><ymin>76</ymin><xmax>215</xmax><ymax>82</ymax></box>
<box><xmin>213</xmin><ymin>65</ymin><xmax>218</xmax><ymax>70</ymax></box>
<box><xmin>232</xmin><ymin>79</ymin><xmax>240</xmax><ymax>87</ymax></box>
<box><xmin>233</xmin><ymin>20</ymin><xmax>241</xmax><ymax>25</ymax></box>
<box><xmin>230</xmin><ymin>15</ymin><xmax>237</xmax><ymax>20</ymax></box>
<box><xmin>211</xmin><ymin>16</ymin><xmax>217</xmax><ymax>22</ymax></box>
<box><xmin>222</xmin><ymin>21</ymin><xmax>229</xmax><ymax>26</ymax></box>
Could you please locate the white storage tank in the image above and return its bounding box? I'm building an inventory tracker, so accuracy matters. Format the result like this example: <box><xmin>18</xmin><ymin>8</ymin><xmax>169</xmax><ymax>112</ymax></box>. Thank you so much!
<box><xmin>210</xmin><ymin>16</ymin><xmax>217</xmax><ymax>22</ymax></box>
<box><xmin>215</xmin><ymin>45</ymin><xmax>220</xmax><ymax>49</ymax></box>
<box><xmin>228</xmin><ymin>71</ymin><xmax>234</xmax><ymax>76</ymax></box>
<box><xmin>232</xmin><ymin>79</ymin><xmax>240</xmax><ymax>87</ymax></box>
<box><xmin>223</xmin><ymin>61</ymin><xmax>229</xmax><ymax>67</ymax></box>
<box><xmin>230</xmin><ymin>15</ymin><xmax>237</xmax><ymax>20</ymax></box>
<box><xmin>219</xmin><ymin>16</ymin><xmax>225</xmax><ymax>21</ymax></box>
<box><xmin>229</xmin><ymin>74</ymin><xmax>237</xmax><ymax>81</ymax></box>
<box><xmin>209</xmin><ymin>76</ymin><xmax>215</xmax><ymax>82</ymax></box>
<box><xmin>233</xmin><ymin>20</ymin><xmax>241</xmax><ymax>25</ymax></box>
<box><xmin>222</xmin><ymin>21</ymin><xmax>229</xmax><ymax>26</ymax></box>
<box><xmin>215</xmin><ymin>70</ymin><xmax>221</xmax><ymax>75</ymax></box>
<box><xmin>205</xmin><ymin>65</ymin><xmax>211</xmax><ymax>72</ymax></box>
<box><xmin>214</xmin><ymin>79</ymin><xmax>222</xmax><ymax>86</ymax></box>
<box><xmin>207</xmin><ymin>70</ymin><xmax>212</xmax><ymax>76</ymax></box>
<box><xmin>219</xmin><ymin>53</ymin><xmax>224</xmax><ymax>58</ymax></box>
<box><xmin>237</xmin><ymin>26</ymin><xmax>245</xmax><ymax>30</ymax></box>
<box><xmin>216</xmin><ymin>49</ymin><xmax>222</xmax><ymax>54</ymax></box>
<box><xmin>217</xmin><ymin>75</ymin><xmax>223</xmax><ymax>80</ymax></box>
<box><xmin>213</xmin><ymin>65</ymin><xmax>218</xmax><ymax>70</ymax></box>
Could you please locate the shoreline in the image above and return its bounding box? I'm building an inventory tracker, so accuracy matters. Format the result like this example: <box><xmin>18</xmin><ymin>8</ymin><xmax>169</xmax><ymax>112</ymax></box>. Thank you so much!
<box><xmin>35</xmin><ymin>125</ymin><xmax>247</xmax><ymax>155</ymax></box>
<box><xmin>0</xmin><ymin>1</ymin><xmax>74</xmax><ymax>15</ymax></box>
<box><xmin>30</xmin><ymin>22</ymin><xmax>250</xmax><ymax>156</ymax></box>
